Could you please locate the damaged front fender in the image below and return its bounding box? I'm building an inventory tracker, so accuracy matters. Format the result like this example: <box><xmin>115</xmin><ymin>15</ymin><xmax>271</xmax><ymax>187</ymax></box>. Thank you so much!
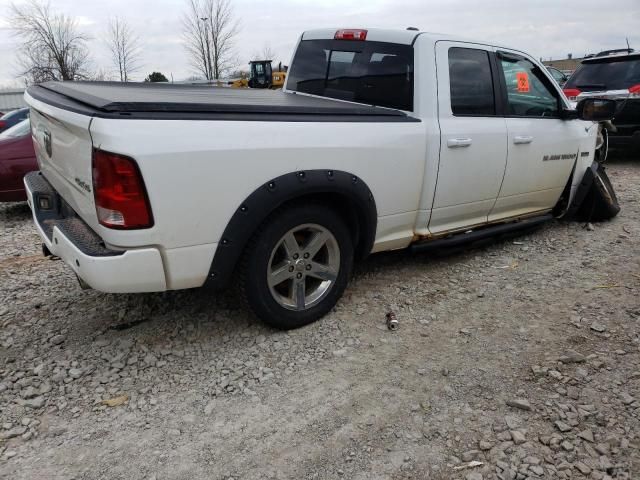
<box><xmin>564</xmin><ymin>161</ymin><xmax>620</xmax><ymax>222</ymax></box>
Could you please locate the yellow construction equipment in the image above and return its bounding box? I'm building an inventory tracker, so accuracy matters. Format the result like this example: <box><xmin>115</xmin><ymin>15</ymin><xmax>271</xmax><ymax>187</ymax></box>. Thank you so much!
<box><xmin>229</xmin><ymin>60</ymin><xmax>287</xmax><ymax>89</ymax></box>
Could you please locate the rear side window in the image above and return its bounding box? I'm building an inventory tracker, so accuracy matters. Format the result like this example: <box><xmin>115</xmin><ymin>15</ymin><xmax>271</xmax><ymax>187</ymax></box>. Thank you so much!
<box><xmin>565</xmin><ymin>57</ymin><xmax>640</xmax><ymax>91</ymax></box>
<box><xmin>287</xmin><ymin>39</ymin><xmax>414</xmax><ymax>111</ymax></box>
<box><xmin>448</xmin><ymin>48</ymin><xmax>496</xmax><ymax>116</ymax></box>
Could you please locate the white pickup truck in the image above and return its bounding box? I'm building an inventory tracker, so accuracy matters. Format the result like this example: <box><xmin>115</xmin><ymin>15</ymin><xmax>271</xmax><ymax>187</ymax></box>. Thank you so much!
<box><xmin>24</xmin><ymin>28</ymin><xmax>619</xmax><ymax>329</ymax></box>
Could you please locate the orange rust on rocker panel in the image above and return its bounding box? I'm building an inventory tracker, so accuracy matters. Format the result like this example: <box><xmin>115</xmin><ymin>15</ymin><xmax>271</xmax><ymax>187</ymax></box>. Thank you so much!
<box><xmin>410</xmin><ymin>209</ymin><xmax>552</xmax><ymax>245</ymax></box>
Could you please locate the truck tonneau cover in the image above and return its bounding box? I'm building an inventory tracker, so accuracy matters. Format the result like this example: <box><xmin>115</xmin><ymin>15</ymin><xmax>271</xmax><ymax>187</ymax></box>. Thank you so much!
<box><xmin>27</xmin><ymin>81</ymin><xmax>415</xmax><ymax>121</ymax></box>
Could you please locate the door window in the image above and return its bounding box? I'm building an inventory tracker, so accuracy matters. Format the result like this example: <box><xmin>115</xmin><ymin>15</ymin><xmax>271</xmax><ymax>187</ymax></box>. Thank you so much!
<box><xmin>499</xmin><ymin>54</ymin><xmax>560</xmax><ymax>117</ymax></box>
<box><xmin>448</xmin><ymin>48</ymin><xmax>496</xmax><ymax>116</ymax></box>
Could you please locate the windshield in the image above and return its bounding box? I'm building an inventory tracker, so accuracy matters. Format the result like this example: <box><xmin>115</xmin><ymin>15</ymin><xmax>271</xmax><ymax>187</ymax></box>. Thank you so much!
<box><xmin>287</xmin><ymin>39</ymin><xmax>414</xmax><ymax>111</ymax></box>
<box><xmin>565</xmin><ymin>57</ymin><xmax>640</xmax><ymax>91</ymax></box>
<box><xmin>0</xmin><ymin>118</ymin><xmax>31</xmax><ymax>139</ymax></box>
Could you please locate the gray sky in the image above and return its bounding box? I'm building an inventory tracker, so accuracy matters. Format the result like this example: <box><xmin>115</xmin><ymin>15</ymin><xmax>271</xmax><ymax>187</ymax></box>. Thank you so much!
<box><xmin>0</xmin><ymin>0</ymin><xmax>639</xmax><ymax>87</ymax></box>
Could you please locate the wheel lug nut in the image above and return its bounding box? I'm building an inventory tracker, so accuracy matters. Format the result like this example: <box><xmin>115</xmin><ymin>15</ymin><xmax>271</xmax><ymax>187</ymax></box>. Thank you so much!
<box><xmin>289</xmin><ymin>266</ymin><xmax>294</xmax><ymax>272</ymax></box>
<box><xmin>303</xmin><ymin>253</ymin><xmax>310</xmax><ymax>259</ymax></box>
<box><xmin>296</xmin><ymin>273</ymin><xmax>303</xmax><ymax>279</ymax></box>
<box><xmin>293</xmin><ymin>254</ymin><xmax>299</xmax><ymax>259</ymax></box>
<box><xmin>306</xmin><ymin>265</ymin><xmax>311</xmax><ymax>270</ymax></box>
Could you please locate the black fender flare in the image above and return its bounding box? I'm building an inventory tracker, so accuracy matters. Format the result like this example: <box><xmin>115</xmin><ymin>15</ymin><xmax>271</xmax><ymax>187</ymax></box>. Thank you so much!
<box><xmin>564</xmin><ymin>160</ymin><xmax>599</xmax><ymax>218</ymax></box>
<box><xmin>205</xmin><ymin>170</ymin><xmax>377</xmax><ymax>291</ymax></box>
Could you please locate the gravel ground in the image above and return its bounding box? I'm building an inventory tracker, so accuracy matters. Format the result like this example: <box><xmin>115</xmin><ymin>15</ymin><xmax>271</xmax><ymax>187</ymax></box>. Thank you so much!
<box><xmin>0</xmin><ymin>154</ymin><xmax>639</xmax><ymax>480</ymax></box>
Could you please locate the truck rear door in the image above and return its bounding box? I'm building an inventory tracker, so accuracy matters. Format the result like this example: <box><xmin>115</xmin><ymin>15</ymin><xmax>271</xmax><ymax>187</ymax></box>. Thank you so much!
<box><xmin>429</xmin><ymin>42</ymin><xmax>508</xmax><ymax>233</ymax></box>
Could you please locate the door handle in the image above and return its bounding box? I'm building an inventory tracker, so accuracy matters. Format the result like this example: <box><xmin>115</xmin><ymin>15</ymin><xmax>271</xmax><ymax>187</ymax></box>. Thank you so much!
<box><xmin>447</xmin><ymin>138</ymin><xmax>472</xmax><ymax>148</ymax></box>
<box><xmin>514</xmin><ymin>135</ymin><xmax>534</xmax><ymax>145</ymax></box>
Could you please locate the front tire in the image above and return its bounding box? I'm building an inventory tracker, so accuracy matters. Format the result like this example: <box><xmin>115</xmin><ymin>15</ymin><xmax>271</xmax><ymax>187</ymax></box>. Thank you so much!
<box><xmin>238</xmin><ymin>204</ymin><xmax>354</xmax><ymax>329</ymax></box>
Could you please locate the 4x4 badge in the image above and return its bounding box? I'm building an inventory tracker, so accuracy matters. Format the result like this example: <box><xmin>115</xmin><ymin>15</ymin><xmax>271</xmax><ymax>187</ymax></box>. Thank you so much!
<box><xmin>75</xmin><ymin>177</ymin><xmax>91</xmax><ymax>193</ymax></box>
<box><xmin>43</xmin><ymin>130</ymin><xmax>52</xmax><ymax>157</ymax></box>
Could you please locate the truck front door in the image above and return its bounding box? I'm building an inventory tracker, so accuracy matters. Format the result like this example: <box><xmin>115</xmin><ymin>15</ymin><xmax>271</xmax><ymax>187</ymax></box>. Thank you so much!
<box><xmin>429</xmin><ymin>42</ymin><xmax>508</xmax><ymax>234</ymax></box>
<box><xmin>488</xmin><ymin>51</ymin><xmax>584</xmax><ymax>221</ymax></box>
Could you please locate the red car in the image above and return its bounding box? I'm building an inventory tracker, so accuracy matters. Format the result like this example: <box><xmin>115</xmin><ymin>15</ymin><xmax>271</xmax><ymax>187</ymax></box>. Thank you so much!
<box><xmin>0</xmin><ymin>119</ymin><xmax>37</xmax><ymax>202</ymax></box>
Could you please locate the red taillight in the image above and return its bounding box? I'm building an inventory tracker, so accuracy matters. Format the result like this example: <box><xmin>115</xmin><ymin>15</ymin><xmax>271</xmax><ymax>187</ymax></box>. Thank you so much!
<box><xmin>0</xmin><ymin>120</ymin><xmax>6</xmax><ymax>129</ymax></box>
<box><xmin>334</xmin><ymin>29</ymin><xmax>367</xmax><ymax>41</ymax></box>
<box><xmin>563</xmin><ymin>88</ymin><xmax>581</xmax><ymax>101</ymax></box>
<box><xmin>92</xmin><ymin>149</ymin><xmax>153</xmax><ymax>229</ymax></box>
<box><xmin>629</xmin><ymin>84</ymin><xmax>640</xmax><ymax>97</ymax></box>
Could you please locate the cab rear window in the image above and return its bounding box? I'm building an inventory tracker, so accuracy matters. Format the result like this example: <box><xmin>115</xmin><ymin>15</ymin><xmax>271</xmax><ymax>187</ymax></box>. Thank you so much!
<box><xmin>565</xmin><ymin>57</ymin><xmax>640</xmax><ymax>91</ymax></box>
<box><xmin>286</xmin><ymin>39</ymin><xmax>414</xmax><ymax>111</ymax></box>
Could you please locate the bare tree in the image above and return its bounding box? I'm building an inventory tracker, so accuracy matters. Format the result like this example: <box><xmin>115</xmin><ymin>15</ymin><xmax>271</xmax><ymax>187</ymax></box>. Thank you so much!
<box><xmin>258</xmin><ymin>44</ymin><xmax>276</xmax><ymax>61</ymax></box>
<box><xmin>9</xmin><ymin>0</ymin><xmax>92</xmax><ymax>84</ymax></box>
<box><xmin>182</xmin><ymin>0</ymin><xmax>239</xmax><ymax>80</ymax></box>
<box><xmin>105</xmin><ymin>17</ymin><xmax>142</xmax><ymax>82</ymax></box>
<box><xmin>252</xmin><ymin>44</ymin><xmax>288</xmax><ymax>72</ymax></box>
<box><xmin>89</xmin><ymin>68</ymin><xmax>115</xmax><ymax>82</ymax></box>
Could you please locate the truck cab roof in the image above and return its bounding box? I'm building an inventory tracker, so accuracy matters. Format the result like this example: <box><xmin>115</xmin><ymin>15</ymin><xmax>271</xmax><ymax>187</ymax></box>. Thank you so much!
<box><xmin>301</xmin><ymin>27</ymin><xmax>492</xmax><ymax>47</ymax></box>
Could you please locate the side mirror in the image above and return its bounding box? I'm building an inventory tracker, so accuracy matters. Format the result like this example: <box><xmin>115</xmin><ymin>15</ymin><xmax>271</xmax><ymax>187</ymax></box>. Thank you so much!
<box><xmin>576</xmin><ymin>98</ymin><xmax>616</xmax><ymax>121</ymax></box>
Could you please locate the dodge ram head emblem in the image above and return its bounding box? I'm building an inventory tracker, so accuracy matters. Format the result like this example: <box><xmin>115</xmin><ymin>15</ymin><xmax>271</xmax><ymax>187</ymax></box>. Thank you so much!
<box><xmin>43</xmin><ymin>130</ymin><xmax>52</xmax><ymax>158</ymax></box>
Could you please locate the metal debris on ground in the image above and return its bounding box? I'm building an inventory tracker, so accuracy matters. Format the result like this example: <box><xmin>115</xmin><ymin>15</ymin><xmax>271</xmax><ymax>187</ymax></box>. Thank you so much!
<box><xmin>386</xmin><ymin>311</ymin><xmax>398</xmax><ymax>331</ymax></box>
<box><xmin>493</xmin><ymin>261</ymin><xmax>518</xmax><ymax>270</ymax></box>
<box><xmin>453</xmin><ymin>461</ymin><xmax>484</xmax><ymax>470</ymax></box>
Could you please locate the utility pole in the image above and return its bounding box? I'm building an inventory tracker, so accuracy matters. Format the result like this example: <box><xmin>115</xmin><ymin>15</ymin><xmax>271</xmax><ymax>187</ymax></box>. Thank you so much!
<box><xmin>200</xmin><ymin>17</ymin><xmax>212</xmax><ymax>80</ymax></box>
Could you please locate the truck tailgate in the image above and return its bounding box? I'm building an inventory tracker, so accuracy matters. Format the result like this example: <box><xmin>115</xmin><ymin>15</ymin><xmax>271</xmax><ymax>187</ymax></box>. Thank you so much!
<box><xmin>29</xmin><ymin>100</ymin><xmax>97</xmax><ymax>227</ymax></box>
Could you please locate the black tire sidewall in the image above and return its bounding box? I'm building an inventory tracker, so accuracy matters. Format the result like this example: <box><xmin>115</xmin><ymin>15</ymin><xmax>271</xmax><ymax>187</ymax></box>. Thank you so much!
<box><xmin>243</xmin><ymin>204</ymin><xmax>354</xmax><ymax>329</ymax></box>
<box><xmin>577</xmin><ymin>165</ymin><xmax>620</xmax><ymax>222</ymax></box>
<box><xmin>595</xmin><ymin>166</ymin><xmax>618</xmax><ymax>205</ymax></box>
<box><xmin>591</xmin><ymin>166</ymin><xmax>620</xmax><ymax>220</ymax></box>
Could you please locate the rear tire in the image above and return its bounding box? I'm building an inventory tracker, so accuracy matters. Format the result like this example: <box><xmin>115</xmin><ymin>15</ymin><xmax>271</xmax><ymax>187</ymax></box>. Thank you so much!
<box><xmin>238</xmin><ymin>204</ymin><xmax>354</xmax><ymax>330</ymax></box>
<box><xmin>576</xmin><ymin>164</ymin><xmax>620</xmax><ymax>222</ymax></box>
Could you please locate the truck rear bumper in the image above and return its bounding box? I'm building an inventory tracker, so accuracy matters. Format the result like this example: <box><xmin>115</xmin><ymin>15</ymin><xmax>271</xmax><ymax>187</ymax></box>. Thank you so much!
<box><xmin>24</xmin><ymin>171</ymin><xmax>167</xmax><ymax>293</ymax></box>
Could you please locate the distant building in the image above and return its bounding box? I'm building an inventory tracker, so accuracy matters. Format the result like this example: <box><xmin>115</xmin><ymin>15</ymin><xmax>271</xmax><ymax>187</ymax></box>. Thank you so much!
<box><xmin>0</xmin><ymin>88</ymin><xmax>27</xmax><ymax>112</ymax></box>
<box><xmin>542</xmin><ymin>54</ymin><xmax>584</xmax><ymax>74</ymax></box>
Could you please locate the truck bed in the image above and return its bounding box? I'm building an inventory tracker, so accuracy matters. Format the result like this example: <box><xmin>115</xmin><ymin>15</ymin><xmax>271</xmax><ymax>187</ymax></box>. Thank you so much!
<box><xmin>27</xmin><ymin>81</ymin><xmax>417</xmax><ymax>122</ymax></box>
